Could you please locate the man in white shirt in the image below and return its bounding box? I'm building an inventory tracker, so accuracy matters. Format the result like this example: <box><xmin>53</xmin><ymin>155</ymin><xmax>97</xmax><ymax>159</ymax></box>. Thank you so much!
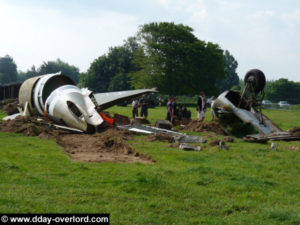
<box><xmin>132</xmin><ymin>98</ymin><xmax>139</xmax><ymax>118</ymax></box>
<box><xmin>197</xmin><ymin>92</ymin><xmax>206</xmax><ymax>121</ymax></box>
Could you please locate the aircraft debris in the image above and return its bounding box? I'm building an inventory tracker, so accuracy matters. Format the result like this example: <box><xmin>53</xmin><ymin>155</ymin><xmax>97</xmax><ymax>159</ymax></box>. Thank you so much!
<box><xmin>213</xmin><ymin>69</ymin><xmax>300</xmax><ymax>142</ymax></box>
<box><xmin>270</xmin><ymin>142</ymin><xmax>278</xmax><ymax>151</ymax></box>
<box><xmin>3</xmin><ymin>72</ymin><xmax>157</xmax><ymax>132</ymax></box>
<box><xmin>118</xmin><ymin>124</ymin><xmax>207</xmax><ymax>143</ymax></box>
<box><xmin>219</xmin><ymin>140</ymin><xmax>229</xmax><ymax>150</ymax></box>
<box><xmin>179</xmin><ymin>143</ymin><xmax>202</xmax><ymax>151</ymax></box>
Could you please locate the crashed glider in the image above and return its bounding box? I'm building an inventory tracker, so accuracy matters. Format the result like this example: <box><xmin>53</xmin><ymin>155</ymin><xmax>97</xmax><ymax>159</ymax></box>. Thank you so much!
<box><xmin>5</xmin><ymin>72</ymin><xmax>156</xmax><ymax>132</ymax></box>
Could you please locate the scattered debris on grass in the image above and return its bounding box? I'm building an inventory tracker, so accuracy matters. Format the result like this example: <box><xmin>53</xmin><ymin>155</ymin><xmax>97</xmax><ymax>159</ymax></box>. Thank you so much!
<box><xmin>155</xmin><ymin>120</ymin><xmax>173</xmax><ymax>130</ymax></box>
<box><xmin>244</xmin><ymin>131</ymin><xmax>300</xmax><ymax>142</ymax></box>
<box><xmin>179</xmin><ymin>143</ymin><xmax>201</xmax><ymax>151</ymax></box>
<box><xmin>270</xmin><ymin>142</ymin><xmax>278</xmax><ymax>151</ymax></box>
<box><xmin>219</xmin><ymin>140</ymin><xmax>229</xmax><ymax>150</ymax></box>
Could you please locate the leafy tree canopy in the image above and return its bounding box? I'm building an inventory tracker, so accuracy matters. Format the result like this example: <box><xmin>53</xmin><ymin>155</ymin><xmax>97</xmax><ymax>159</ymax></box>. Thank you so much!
<box><xmin>79</xmin><ymin>37</ymin><xmax>140</xmax><ymax>92</ymax></box>
<box><xmin>38</xmin><ymin>59</ymin><xmax>80</xmax><ymax>83</ymax></box>
<box><xmin>0</xmin><ymin>55</ymin><xmax>18</xmax><ymax>84</ymax></box>
<box><xmin>216</xmin><ymin>50</ymin><xmax>239</xmax><ymax>93</ymax></box>
<box><xmin>265</xmin><ymin>78</ymin><xmax>300</xmax><ymax>104</ymax></box>
<box><xmin>130</xmin><ymin>22</ymin><xmax>225</xmax><ymax>95</ymax></box>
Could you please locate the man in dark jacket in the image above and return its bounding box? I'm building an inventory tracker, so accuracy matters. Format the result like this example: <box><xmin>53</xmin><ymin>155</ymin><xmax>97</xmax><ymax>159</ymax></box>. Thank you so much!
<box><xmin>139</xmin><ymin>95</ymin><xmax>148</xmax><ymax>118</ymax></box>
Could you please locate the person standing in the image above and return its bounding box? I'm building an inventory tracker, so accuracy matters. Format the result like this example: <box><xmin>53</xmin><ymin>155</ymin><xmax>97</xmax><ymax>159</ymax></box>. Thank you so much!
<box><xmin>209</xmin><ymin>96</ymin><xmax>216</xmax><ymax>121</ymax></box>
<box><xmin>131</xmin><ymin>98</ymin><xmax>139</xmax><ymax>118</ymax></box>
<box><xmin>171</xmin><ymin>97</ymin><xmax>178</xmax><ymax>124</ymax></box>
<box><xmin>197</xmin><ymin>92</ymin><xmax>207</xmax><ymax>121</ymax></box>
<box><xmin>139</xmin><ymin>95</ymin><xmax>148</xmax><ymax>118</ymax></box>
<box><xmin>166</xmin><ymin>97</ymin><xmax>173</xmax><ymax>121</ymax></box>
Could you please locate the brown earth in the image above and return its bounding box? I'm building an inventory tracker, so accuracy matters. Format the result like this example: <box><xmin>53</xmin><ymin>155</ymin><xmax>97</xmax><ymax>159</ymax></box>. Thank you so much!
<box><xmin>224</xmin><ymin>136</ymin><xmax>234</xmax><ymax>142</ymax></box>
<box><xmin>57</xmin><ymin>129</ymin><xmax>154</xmax><ymax>163</ymax></box>
<box><xmin>288</xmin><ymin>126</ymin><xmax>300</xmax><ymax>137</ymax></box>
<box><xmin>1</xmin><ymin>101</ymin><xmax>19</xmax><ymax>115</ymax></box>
<box><xmin>184</xmin><ymin>120</ymin><xmax>227</xmax><ymax>135</ymax></box>
<box><xmin>290</xmin><ymin>145</ymin><xmax>300</xmax><ymax>151</ymax></box>
<box><xmin>144</xmin><ymin>133</ymin><xmax>174</xmax><ymax>143</ymax></box>
<box><xmin>0</xmin><ymin>116</ymin><xmax>154</xmax><ymax>164</ymax></box>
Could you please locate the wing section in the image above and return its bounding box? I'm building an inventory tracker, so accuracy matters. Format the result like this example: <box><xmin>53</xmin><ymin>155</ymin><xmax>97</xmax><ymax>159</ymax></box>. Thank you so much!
<box><xmin>94</xmin><ymin>88</ymin><xmax>157</xmax><ymax>110</ymax></box>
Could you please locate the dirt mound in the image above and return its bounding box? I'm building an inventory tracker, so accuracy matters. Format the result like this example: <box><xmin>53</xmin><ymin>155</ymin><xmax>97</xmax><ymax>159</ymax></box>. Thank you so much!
<box><xmin>288</xmin><ymin>127</ymin><xmax>300</xmax><ymax>137</ymax></box>
<box><xmin>290</xmin><ymin>145</ymin><xmax>300</xmax><ymax>151</ymax></box>
<box><xmin>114</xmin><ymin>114</ymin><xmax>131</xmax><ymax>125</ymax></box>
<box><xmin>184</xmin><ymin>120</ymin><xmax>227</xmax><ymax>135</ymax></box>
<box><xmin>57</xmin><ymin>129</ymin><xmax>154</xmax><ymax>163</ymax></box>
<box><xmin>144</xmin><ymin>133</ymin><xmax>174</xmax><ymax>142</ymax></box>
<box><xmin>0</xmin><ymin>116</ymin><xmax>153</xmax><ymax>164</ymax></box>
<box><xmin>0</xmin><ymin>116</ymin><xmax>62</xmax><ymax>137</ymax></box>
<box><xmin>224</xmin><ymin>136</ymin><xmax>234</xmax><ymax>142</ymax></box>
<box><xmin>1</xmin><ymin>101</ymin><xmax>19</xmax><ymax>115</ymax></box>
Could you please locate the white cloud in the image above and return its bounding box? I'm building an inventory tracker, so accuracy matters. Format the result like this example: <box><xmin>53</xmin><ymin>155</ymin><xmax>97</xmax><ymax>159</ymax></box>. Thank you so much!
<box><xmin>0</xmin><ymin>3</ymin><xmax>139</xmax><ymax>72</ymax></box>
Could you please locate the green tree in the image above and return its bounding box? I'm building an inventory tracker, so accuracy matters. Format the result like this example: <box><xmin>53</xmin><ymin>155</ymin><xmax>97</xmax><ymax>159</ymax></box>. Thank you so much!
<box><xmin>265</xmin><ymin>78</ymin><xmax>300</xmax><ymax>104</ymax></box>
<box><xmin>17</xmin><ymin>65</ymin><xmax>38</xmax><ymax>82</ymax></box>
<box><xmin>79</xmin><ymin>37</ymin><xmax>140</xmax><ymax>92</ymax></box>
<box><xmin>216</xmin><ymin>50</ymin><xmax>239</xmax><ymax>93</ymax></box>
<box><xmin>130</xmin><ymin>22</ymin><xmax>225</xmax><ymax>95</ymax></box>
<box><xmin>0</xmin><ymin>55</ymin><xmax>18</xmax><ymax>84</ymax></box>
<box><xmin>38</xmin><ymin>59</ymin><xmax>80</xmax><ymax>83</ymax></box>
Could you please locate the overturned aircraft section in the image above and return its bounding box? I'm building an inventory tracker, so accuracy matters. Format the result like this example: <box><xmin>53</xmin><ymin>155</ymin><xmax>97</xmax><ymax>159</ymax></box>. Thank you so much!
<box><xmin>213</xmin><ymin>69</ymin><xmax>299</xmax><ymax>142</ymax></box>
<box><xmin>6</xmin><ymin>72</ymin><xmax>157</xmax><ymax>133</ymax></box>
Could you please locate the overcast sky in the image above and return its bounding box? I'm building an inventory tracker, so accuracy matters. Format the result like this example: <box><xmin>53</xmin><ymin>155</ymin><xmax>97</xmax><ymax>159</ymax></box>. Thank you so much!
<box><xmin>0</xmin><ymin>0</ymin><xmax>299</xmax><ymax>81</ymax></box>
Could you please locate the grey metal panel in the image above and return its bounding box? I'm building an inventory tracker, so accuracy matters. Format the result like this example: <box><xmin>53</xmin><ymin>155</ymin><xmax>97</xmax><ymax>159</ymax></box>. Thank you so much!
<box><xmin>94</xmin><ymin>88</ymin><xmax>157</xmax><ymax>110</ymax></box>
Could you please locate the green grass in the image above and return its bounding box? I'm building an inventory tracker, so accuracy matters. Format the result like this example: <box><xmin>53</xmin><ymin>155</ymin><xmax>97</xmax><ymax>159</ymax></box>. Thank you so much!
<box><xmin>0</xmin><ymin>107</ymin><xmax>300</xmax><ymax>224</ymax></box>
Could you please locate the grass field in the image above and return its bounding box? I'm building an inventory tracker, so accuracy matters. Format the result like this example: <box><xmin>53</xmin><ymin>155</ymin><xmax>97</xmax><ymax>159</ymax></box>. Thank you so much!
<box><xmin>0</xmin><ymin>107</ymin><xmax>299</xmax><ymax>224</ymax></box>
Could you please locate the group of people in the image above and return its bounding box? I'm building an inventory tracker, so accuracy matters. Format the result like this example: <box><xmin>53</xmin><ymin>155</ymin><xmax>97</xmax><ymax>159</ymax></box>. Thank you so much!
<box><xmin>131</xmin><ymin>93</ymin><xmax>216</xmax><ymax>122</ymax></box>
<box><xmin>196</xmin><ymin>92</ymin><xmax>216</xmax><ymax>121</ymax></box>
<box><xmin>131</xmin><ymin>95</ymin><xmax>149</xmax><ymax>119</ymax></box>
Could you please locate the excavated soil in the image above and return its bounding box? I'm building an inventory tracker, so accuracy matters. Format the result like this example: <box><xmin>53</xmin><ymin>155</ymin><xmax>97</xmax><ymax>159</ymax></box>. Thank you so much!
<box><xmin>144</xmin><ymin>133</ymin><xmax>175</xmax><ymax>143</ymax></box>
<box><xmin>0</xmin><ymin>116</ymin><xmax>154</xmax><ymax>164</ymax></box>
<box><xmin>288</xmin><ymin>127</ymin><xmax>300</xmax><ymax>137</ymax></box>
<box><xmin>57</xmin><ymin>129</ymin><xmax>154</xmax><ymax>163</ymax></box>
<box><xmin>0</xmin><ymin>99</ymin><xmax>19</xmax><ymax>115</ymax></box>
<box><xmin>184</xmin><ymin>120</ymin><xmax>227</xmax><ymax>135</ymax></box>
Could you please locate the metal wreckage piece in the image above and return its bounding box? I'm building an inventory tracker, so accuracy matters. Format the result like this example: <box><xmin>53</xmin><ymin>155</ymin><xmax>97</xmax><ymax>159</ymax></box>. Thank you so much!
<box><xmin>212</xmin><ymin>69</ymin><xmax>299</xmax><ymax>142</ymax></box>
<box><xmin>4</xmin><ymin>72</ymin><xmax>157</xmax><ymax>133</ymax></box>
<box><xmin>117</xmin><ymin>124</ymin><xmax>207</xmax><ymax>143</ymax></box>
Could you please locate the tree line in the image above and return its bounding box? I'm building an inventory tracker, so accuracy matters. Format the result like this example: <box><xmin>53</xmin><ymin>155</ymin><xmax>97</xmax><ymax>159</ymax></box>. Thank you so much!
<box><xmin>0</xmin><ymin>22</ymin><xmax>299</xmax><ymax>103</ymax></box>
